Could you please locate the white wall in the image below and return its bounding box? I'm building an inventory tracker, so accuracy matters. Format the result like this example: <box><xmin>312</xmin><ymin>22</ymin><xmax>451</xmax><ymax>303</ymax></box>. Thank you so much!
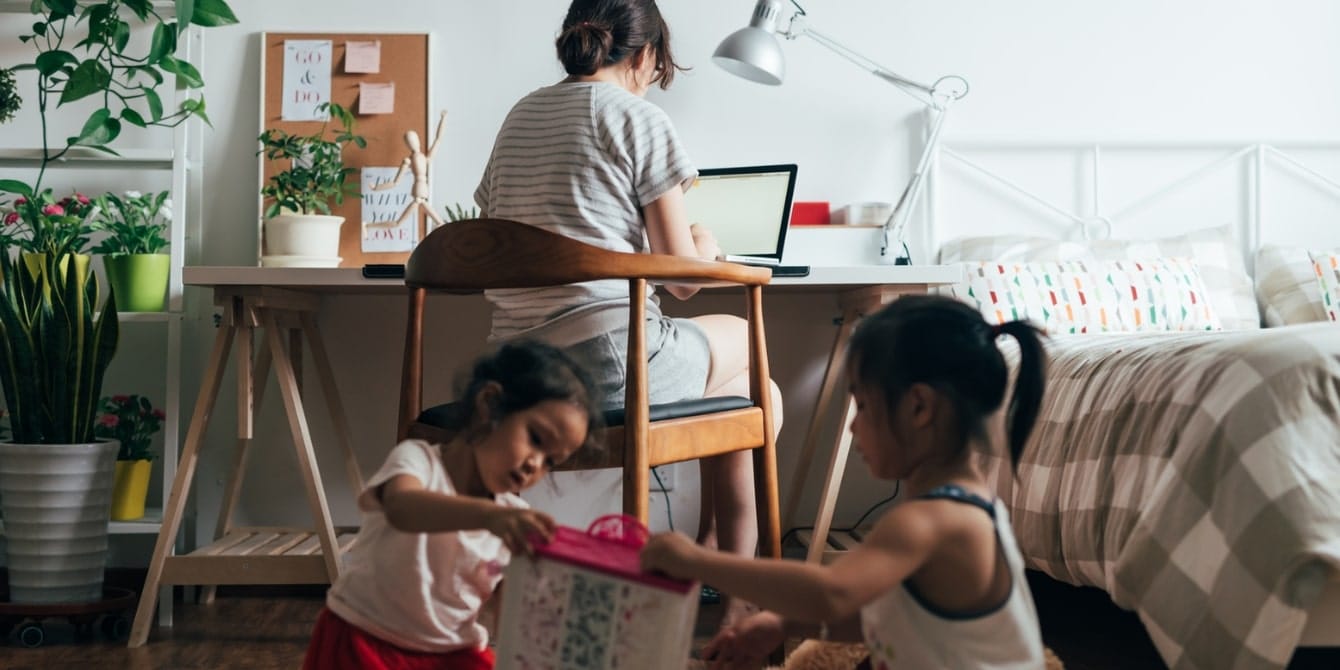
<box><xmin>7</xmin><ymin>0</ymin><xmax>1340</xmax><ymax>562</ymax></box>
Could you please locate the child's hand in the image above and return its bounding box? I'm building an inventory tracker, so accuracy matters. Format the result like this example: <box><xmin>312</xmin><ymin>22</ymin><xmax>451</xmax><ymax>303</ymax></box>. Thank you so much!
<box><xmin>485</xmin><ymin>508</ymin><xmax>555</xmax><ymax>556</ymax></box>
<box><xmin>701</xmin><ymin>610</ymin><xmax>785</xmax><ymax>669</ymax></box>
<box><xmin>639</xmin><ymin>531</ymin><xmax>701</xmax><ymax>578</ymax></box>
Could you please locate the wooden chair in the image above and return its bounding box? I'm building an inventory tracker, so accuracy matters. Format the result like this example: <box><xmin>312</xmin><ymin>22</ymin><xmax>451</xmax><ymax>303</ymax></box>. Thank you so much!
<box><xmin>396</xmin><ymin>218</ymin><xmax>781</xmax><ymax>559</ymax></box>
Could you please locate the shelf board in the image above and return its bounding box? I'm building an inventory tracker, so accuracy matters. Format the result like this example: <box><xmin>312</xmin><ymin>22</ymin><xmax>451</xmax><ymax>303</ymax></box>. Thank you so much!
<box><xmin>0</xmin><ymin>147</ymin><xmax>175</xmax><ymax>170</ymax></box>
<box><xmin>116</xmin><ymin>311</ymin><xmax>185</xmax><ymax>323</ymax></box>
<box><xmin>0</xmin><ymin>1</ymin><xmax>176</xmax><ymax>13</ymax></box>
<box><xmin>0</xmin><ymin>507</ymin><xmax>164</xmax><ymax>536</ymax></box>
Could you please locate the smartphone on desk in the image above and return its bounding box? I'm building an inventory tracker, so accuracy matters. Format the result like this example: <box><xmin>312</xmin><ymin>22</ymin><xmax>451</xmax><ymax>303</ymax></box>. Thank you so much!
<box><xmin>362</xmin><ymin>264</ymin><xmax>405</xmax><ymax>279</ymax></box>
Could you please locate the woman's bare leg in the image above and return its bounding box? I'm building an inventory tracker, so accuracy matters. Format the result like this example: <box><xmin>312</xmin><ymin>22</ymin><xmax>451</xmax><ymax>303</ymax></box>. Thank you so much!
<box><xmin>691</xmin><ymin>314</ymin><xmax>784</xmax><ymax>625</ymax></box>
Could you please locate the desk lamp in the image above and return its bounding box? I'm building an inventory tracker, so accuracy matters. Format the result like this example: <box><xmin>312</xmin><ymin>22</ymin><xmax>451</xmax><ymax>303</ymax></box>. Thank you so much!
<box><xmin>714</xmin><ymin>0</ymin><xmax>968</xmax><ymax>264</ymax></box>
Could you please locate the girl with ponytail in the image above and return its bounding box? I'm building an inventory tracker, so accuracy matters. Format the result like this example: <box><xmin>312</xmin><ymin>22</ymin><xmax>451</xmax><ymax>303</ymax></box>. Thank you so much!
<box><xmin>642</xmin><ymin>295</ymin><xmax>1050</xmax><ymax>669</ymax></box>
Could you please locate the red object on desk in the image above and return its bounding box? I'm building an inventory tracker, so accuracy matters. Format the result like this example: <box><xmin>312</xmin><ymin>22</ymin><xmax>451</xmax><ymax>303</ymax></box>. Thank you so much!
<box><xmin>791</xmin><ymin>201</ymin><xmax>831</xmax><ymax>226</ymax></box>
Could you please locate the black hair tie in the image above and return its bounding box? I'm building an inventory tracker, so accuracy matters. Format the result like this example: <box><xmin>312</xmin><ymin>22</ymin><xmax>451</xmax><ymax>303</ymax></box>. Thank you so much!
<box><xmin>990</xmin><ymin>323</ymin><xmax>1005</xmax><ymax>338</ymax></box>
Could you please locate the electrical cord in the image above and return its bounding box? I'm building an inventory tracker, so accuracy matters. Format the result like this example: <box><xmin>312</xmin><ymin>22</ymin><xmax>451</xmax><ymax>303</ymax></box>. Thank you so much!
<box><xmin>780</xmin><ymin>481</ymin><xmax>901</xmax><ymax>549</ymax></box>
<box><xmin>652</xmin><ymin>466</ymin><xmax>673</xmax><ymax>532</ymax></box>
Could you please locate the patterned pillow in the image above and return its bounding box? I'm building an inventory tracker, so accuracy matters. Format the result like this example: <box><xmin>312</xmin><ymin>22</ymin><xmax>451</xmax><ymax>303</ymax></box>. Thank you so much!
<box><xmin>1255</xmin><ymin>245</ymin><xmax>1328</xmax><ymax>326</ymax></box>
<box><xmin>954</xmin><ymin>259</ymin><xmax>1222</xmax><ymax>334</ymax></box>
<box><xmin>1309</xmin><ymin>250</ymin><xmax>1340</xmax><ymax>322</ymax></box>
<box><xmin>957</xmin><ymin>260</ymin><xmax>1125</xmax><ymax>335</ymax></box>
<box><xmin>939</xmin><ymin>224</ymin><xmax>1258</xmax><ymax>330</ymax></box>
<box><xmin>1104</xmin><ymin>258</ymin><xmax>1222</xmax><ymax>331</ymax></box>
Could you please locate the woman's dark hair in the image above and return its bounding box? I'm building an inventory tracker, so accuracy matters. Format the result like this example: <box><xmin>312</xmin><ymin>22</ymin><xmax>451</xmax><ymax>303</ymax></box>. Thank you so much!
<box><xmin>555</xmin><ymin>0</ymin><xmax>685</xmax><ymax>89</ymax></box>
<box><xmin>450</xmin><ymin>340</ymin><xmax>603</xmax><ymax>456</ymax></box>
<box><xmin>844</xmin><ymin>294</ymin><xmax>1047</xmax><ymax>468</ymax></box>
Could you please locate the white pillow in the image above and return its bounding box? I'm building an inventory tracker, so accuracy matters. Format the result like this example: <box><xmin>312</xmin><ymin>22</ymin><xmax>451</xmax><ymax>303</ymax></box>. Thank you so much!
<box><xmin>952</xmin><ymin>258</ymin><xmax>1222</xmax><ymax>334</ymax></box>
<box><xmin>939</xmin><ymin>224</ymin><xmax>1258</xmax><ymax>330</ymax></box>
<box><xmin>1309</xmin><ymin>250</ymin><xmax>1340</xmax><ymax>322</ymax></box>
<box><xmin>1255</xmin><ymin>245</ymin><xmax>1328</xmax><ymax>326</ymax></box>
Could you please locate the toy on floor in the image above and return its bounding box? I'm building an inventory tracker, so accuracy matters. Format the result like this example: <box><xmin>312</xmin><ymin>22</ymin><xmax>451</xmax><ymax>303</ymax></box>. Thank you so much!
<box><xmin>494</xmin><ymin>514</ymin><xmax>699</xmax><ymax>670</ymax></box>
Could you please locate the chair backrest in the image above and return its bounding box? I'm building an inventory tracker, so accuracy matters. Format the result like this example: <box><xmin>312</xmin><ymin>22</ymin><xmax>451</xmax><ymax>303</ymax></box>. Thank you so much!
<box><xmin>397</xmin><ymin>217</ymin><xmax>771</xmax><ymax>439</ymax></box>
<box><xmin>405</xmin><ymin>217</ymin><xmax>768</xmax><ymax>291</ymax></box>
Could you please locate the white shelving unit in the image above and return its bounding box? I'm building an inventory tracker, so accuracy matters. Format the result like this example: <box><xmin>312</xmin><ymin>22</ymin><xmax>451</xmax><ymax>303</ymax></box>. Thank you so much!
<box><xmin>0</xmin><ymin>5</ymin><xmax>204</xmax><ymax>629</ymax></box>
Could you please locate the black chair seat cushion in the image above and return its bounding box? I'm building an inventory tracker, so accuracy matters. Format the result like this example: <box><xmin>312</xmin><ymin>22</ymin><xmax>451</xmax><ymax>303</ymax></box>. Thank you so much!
<box><xmin>416</xmin><ymin>395</ymin><xmax>754</xmax><ymax>431</ymax></box>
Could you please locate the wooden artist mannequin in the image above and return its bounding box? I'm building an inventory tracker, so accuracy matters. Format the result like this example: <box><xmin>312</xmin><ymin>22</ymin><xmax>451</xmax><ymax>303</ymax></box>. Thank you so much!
<box><xmin>368</xmin><ymin>109</ymin><xmax>448</xmax><ymax>233</ymax></box>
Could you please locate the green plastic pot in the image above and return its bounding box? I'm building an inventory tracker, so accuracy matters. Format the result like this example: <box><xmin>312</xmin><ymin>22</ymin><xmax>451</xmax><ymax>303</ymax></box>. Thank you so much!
<box><xmin>103</xmin><ymin>253</ymin><xmax>169</xmax><ymax>312</ymax></box>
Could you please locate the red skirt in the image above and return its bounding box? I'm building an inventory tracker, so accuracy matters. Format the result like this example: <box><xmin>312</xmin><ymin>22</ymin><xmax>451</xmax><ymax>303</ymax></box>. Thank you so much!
<box><xmin>304</xmin><ymin>607</ymin><xmax>496</xmax><ymax>670</ymax></box>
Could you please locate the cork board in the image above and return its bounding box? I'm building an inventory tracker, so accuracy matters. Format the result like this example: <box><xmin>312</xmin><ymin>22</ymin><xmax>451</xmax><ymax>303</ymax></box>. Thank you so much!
<box><xmin>258</xmin><ymin>32</ymin><xmax>432</xmax><ymax>267</ymax></box>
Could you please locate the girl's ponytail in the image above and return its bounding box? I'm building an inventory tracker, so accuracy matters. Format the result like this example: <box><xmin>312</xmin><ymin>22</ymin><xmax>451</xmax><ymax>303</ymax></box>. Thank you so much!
<box><xmin>996</xmin><ymin>320</ymin><xmax>1047</xmax><ymax>468</ymax></box>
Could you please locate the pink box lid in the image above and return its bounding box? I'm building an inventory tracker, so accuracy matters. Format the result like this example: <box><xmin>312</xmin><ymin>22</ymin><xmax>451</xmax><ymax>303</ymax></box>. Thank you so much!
<box><xmin>531</xmin><ymin>517</ymin><xmax>694</xmax><ymax>594</ymax></box>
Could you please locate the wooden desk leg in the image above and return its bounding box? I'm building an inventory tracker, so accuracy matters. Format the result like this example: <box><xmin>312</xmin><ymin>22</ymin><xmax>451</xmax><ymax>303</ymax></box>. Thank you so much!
<box><xmin>806</xmin><ymin>395</ymin><xmax>858</xmax><ymax>564</ymax></box>
<box><xmin>130</xmin><ymin>318</ymin><xmax>237</xmax><ymax>647</ymax></box>
<box><xmin>782</xmin><ymin>308</ymin><xmax>857</xmax><ymax>533</ymax></box>
<box><xmin>301</xmin><ymin>313</ymin><xmax>365</xmax><ymax>494</ymax></box>
<box><xmin>201</xmin><ymin>337</ymin><xmax>271</xmax><ymax>606</ymax></box>
<box><xmin>263</xmin><ymin>312</ymin><xmax>342</xmax><ymax>582</ymax></box>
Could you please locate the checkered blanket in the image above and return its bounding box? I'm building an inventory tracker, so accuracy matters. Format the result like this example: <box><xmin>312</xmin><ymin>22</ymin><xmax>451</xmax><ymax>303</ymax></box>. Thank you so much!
<box><xmin>987</xmin><ymin>323</ymin><xmax>1340</xmax><ymax>669</ymax></box>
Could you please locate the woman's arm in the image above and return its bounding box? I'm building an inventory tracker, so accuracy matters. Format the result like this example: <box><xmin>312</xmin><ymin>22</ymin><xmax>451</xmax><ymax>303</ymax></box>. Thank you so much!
<box><xmin>644</xmin><ymin>186</ymin><xmax>719</xmax><ymax>300</ymax></box>
<box><xmin>375</xmin><ymin>474</ymin><xmax>555</xmax><ymax>554</ymax></box>
<box><xmin>642</xmin><ymin>503</ymin><xmax>939</xmax><ymax>623</ymax></box>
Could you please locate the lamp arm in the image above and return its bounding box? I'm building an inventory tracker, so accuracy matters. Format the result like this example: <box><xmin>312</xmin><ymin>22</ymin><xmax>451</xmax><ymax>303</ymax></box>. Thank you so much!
<box><xmin>882</xmin><ymin>104</ymin><xmax>953</xmax><ymax>260</ymax></box>
<box><xmin>783</xmin><ymin>18</ymin><xmax>967</xmax><ymax>109</ymax></box>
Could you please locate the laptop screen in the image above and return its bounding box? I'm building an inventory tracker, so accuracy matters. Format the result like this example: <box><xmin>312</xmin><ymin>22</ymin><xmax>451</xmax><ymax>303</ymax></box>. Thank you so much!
<box><xmin>682</xmin><ymin>164</ymin><xmax>798</xmax><ymax>262</ymax></box>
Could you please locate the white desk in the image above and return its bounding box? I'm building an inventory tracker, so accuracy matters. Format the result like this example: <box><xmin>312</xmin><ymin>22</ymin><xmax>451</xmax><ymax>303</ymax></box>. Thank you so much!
<box><xmin>132</xmin><ymin>264</ymin><xmax>962</xmax><ymax>644</ymax></box>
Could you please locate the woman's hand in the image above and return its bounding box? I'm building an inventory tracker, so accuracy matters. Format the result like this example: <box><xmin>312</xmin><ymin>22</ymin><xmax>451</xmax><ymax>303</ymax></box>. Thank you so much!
<box><xmin>690</xmin><ymin>223</ymin><xmax>721</xmax><ymax>261</ymax></box>
<box><xmin>639</xmin><ymin>531</ymin><xmax>703</xmax><ymax>578</ymax></box>
<box><xmin>485</xmin><ymin>508</ymin><xmax>556</xmax><ymax>556</ymax></box>
<box><xmin>701</xmin><ymin>610</ymin><xmax>786</xmax><ymax>669</ymax></box>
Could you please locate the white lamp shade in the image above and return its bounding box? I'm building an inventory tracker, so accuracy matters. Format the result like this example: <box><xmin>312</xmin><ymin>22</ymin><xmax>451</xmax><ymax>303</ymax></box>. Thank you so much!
<box><xmin>712</xmin><ymin>27</ymin><xmax>786</xmax><ymax>85</ymax></box>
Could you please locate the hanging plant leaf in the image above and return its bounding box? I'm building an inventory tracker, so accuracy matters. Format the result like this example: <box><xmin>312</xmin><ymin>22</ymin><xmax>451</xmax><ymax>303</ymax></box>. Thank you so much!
<box><xmin>143</xmin><ymin>87</ymin><xmax>163</xmax><ymax>121</ymax></box>
<box><xmin>159</xmin><ymin>56</ymin><xmax>203</xmax><ymax>89</ymax></box>
<box><xmin>34</xmin><ymin>50</ymin><xmax>76</xmax><ymax>76</ymax></box>
<box><xmin>59</xmin><ymin>60</ymin><xmax>111</xmax><ymax>104</ymax></box>
<box><xmin>148</xmin><ymin>22</ymin><xmax>176</xmax><ymax>65</ymax></box>
<box><xmin>71</xmin><ymin>108</ymin><xmax>121</xmax><ymax>146</ymax></box>
<box><xmin>191</xmin><ymin>0</ymin><xmax>238</xmax><ymax>27</ymax></box>
<box><xmin>174</xmin><ymin>0</ymin><xmax>195</xmax><ymax>34</ymax></box>
<box><xmin>120</xmin><ymin>107</ymin><xmax>146</xmax><ymax>128</ymax></box>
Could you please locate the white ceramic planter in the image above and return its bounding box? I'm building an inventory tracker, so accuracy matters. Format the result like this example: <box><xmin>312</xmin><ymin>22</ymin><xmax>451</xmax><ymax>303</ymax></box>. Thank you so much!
<box><xmin>0</xmin><ymin>441</ymin><xmax>119</xmax><ymax>603</ymax></box>
<box><xmin>264</xmin><ymin>213</ymin><xmax>344</xmax><ymax>259</ymax></box>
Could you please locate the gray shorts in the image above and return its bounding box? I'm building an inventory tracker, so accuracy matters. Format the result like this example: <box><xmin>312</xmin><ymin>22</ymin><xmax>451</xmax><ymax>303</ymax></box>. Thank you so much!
<box><xmin>564</xmin><ymin>316</ymin><xmax>711</xmax><ymax>407</ymax></box>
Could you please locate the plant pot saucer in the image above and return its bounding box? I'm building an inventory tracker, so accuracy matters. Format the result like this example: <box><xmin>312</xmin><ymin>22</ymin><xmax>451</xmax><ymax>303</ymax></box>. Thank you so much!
<box><xmin>260</xmin><ymin>255</ymin><xmax>343</xmax><ymax>268</ymax></box>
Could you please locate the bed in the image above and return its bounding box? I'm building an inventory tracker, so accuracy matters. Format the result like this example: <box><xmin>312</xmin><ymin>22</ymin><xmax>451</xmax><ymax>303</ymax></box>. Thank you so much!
<box><xmin>924</xmin><ymin>141</ymin><xmax>1340</xmax><ymax>669</ymax></box>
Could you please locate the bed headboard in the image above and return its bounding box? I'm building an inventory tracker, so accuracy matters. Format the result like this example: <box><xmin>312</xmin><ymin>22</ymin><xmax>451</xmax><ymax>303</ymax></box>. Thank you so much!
<box><xmin>919</xmin><ymin>141</ymin><xmax>1340</xmax><ymax>272</ymax></box>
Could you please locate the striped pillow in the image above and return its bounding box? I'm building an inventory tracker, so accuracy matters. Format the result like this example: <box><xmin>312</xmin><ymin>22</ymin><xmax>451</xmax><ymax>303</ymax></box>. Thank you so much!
<box><xmin>1309</xmin><ymin>250</ymin><xmax>1340</xmax><ymax>322</ymax></box>
<box><xmin>1255</xmin><ymin>245</ymin><xmax>1329</xmax><ymax>326</ymax></box>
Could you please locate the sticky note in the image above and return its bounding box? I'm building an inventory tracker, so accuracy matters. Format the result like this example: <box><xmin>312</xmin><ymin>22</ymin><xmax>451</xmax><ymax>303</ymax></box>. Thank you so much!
<box><xmin>358</xmin><ymin>82</ymin><xmax>395</xmax><ymax>115</ymax></box>
<box><xmin>345</xmin><ymin>40</ymin><xmax>381</xmax><ymax>74</ymax></box>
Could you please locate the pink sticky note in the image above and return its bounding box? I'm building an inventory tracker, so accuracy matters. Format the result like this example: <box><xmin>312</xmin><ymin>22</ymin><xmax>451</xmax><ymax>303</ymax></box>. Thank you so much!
<box><xmin>358</xmin><ymin>82</ymin><xmax>395</xmax><ymax>115</ymax></box>
<box><xmin>345</xmin><ymin>40</ymin><xmax>381</xmax><ymax>74</ymax></box>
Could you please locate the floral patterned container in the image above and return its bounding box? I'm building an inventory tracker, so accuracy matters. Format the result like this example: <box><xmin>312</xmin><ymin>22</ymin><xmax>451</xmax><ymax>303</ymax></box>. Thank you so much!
<box><xmin>495</xmin><ymin>516</ymin><xmax>699</xmax><ymax>670</ymax></box>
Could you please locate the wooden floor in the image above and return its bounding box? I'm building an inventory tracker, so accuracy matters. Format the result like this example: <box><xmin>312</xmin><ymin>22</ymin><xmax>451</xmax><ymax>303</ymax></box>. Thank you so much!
<box><xmin>1</xmin><ymin>573</ymin><xmax>1337</xmax><ymax>669</ymax></box>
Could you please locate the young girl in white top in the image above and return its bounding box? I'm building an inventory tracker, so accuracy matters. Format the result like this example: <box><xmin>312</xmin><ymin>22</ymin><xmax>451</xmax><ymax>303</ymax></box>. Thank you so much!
<box><xmin>642</xmin><ymin>295</ymin><xmax>1051</xmax><ymax>669</ymax></box>
<box><xmin>303</xmin><ymin>341</ymin><xmax>602</xmax><ymax>670</ymax></box>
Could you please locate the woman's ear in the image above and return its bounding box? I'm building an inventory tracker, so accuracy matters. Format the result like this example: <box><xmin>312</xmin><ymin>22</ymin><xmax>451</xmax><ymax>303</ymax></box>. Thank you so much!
<box><xmin>904</xmin><ymin>383</ymin><xmax>938</xmax><ymax>430</ymax></box>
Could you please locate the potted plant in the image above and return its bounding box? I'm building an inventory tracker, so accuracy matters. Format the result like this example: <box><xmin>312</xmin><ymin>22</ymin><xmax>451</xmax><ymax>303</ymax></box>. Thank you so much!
<box><xmin>94</xmin><ymin>394</ymin><xmax>165</xmax><ymax>521</ymax></box>
<box><xmin>258</xmin><ymin>102</ymin><xmax>365</xmax><ymax>266</ymax></box>
<box><xmin>92</xmin><ymin>190</ymin><xmax>171</xmax><ymax>311</ymax></box>
<box><xmin>0</xmin><ymin>0</ymin><xmax>237</xmax><ymax>604</ymax></box>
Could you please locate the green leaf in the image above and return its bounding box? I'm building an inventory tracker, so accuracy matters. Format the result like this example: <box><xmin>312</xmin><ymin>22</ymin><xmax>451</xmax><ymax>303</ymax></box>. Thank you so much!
<box><xmin>174</xmin><ymin>0</ymin><xmax>195</xmax><ymax>34</ymax></box>
<box><xmin>60</xmin><ymin>60</ymin><xmax>112</xmax><ymax>105</ymax></box>
<box><xmin>113</xmin><ymin>20</ymin><xmax>131</xmax><ymax>52</ymax></box>
<box><xmin>34</xmin><ymin>50</ymin><xmax>76</xmax><ymax>76</ymax></box>
<box><xmin>43</xmin><ymin>0</ymin><xmax>76</xmax><ymax>17</ymax></box>
<box><xmin>143</xmin><ymin>87</ymin><xmax>164</xmax><ymax>121</ymax></box>
<box><xmin>191</xmin><ymin>0</ymin><xmax>238</xmax><ymax>27</ymax></box>
<box><xmin>149</xmin><ymin>22</ymin><xmax>176</xmax><ymax>64</ymax></box>
<box><xmin>72</xmin><ymin>109</ymin><xmax>121</xmax><ymax>146</ymax></box>
<box><xmin>0</xmin><ymin>180</ymin><xmax>34</xmax><ymax>198</ymax></box>
<box><xmin>124</xmin><ymin>0</ymin><xmax>153</xmax><ymax>21</ymax></box>
<box><xmin>184</xmin><ymin>96</ymin><xmax>211</xmax><ymax>126</ymax></box>
<box><xmin>120</xmin><ymin>108</ymin><xmax>147</xmax><ymax>128</ymax></box>
<box><xmin>159</xmin><ymin>56</ymin><xmax>203</xmax><ymax>89</ymax></box>
<box><xmin>32</xmin><ymin>22</ymin><xmax>47</xmax><ymax>36</ymax></box>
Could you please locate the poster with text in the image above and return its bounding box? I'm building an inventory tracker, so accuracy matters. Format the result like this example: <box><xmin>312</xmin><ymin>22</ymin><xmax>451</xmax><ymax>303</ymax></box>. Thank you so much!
<box><xmin>361</xmin><ymin>167</ymin><xmax>418</xmax><ymax>252</ymax></box>
<box><xmin>282</xmin><ymin>40</ymin><xmax>332</xmax><ymax>121</ymax></box>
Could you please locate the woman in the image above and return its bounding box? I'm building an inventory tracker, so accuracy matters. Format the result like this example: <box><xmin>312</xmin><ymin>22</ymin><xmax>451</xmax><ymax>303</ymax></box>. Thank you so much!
<box><xmin>474</xmin><ymin>0</ymin><xmax>783</xmax><ymax>623</ymax></box>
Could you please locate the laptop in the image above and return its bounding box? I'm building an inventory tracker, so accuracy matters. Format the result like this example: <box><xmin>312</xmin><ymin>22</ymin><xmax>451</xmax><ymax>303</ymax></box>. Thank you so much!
<box><xmin>682</xmin><ymin>164</ymin><xmax>810</xmax><ymax>277</ymax></box>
